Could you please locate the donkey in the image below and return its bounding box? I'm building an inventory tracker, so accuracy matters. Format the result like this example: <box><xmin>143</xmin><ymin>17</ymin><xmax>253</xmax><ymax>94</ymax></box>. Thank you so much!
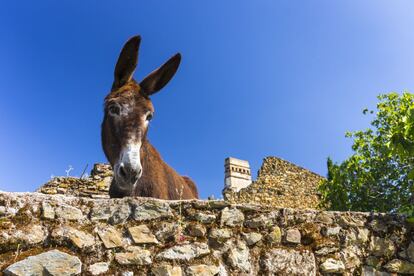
<box><xmin>101</xmin><ymin>35</ymin><xmax>199</xmax><ymax>199</ymax></box>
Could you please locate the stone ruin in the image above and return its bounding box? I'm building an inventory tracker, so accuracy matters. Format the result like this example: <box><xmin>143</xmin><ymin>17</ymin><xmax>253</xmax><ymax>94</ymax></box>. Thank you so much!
<box><xmin>224</xmin><ymin>156</ymin><xmax>325</xmax><ymax>209</ymax></box>
<box><xmin>0</xmin><ymin>157</ymin><xmax>414</xmax><ymax>275</ymax></box>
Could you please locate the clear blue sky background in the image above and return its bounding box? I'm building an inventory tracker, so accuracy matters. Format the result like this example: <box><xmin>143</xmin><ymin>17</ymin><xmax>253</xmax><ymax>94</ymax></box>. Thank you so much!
<box><xmin>1</xmin><ymin>1</ymin><xmax>414</xmax><ymax>198</ymax></box>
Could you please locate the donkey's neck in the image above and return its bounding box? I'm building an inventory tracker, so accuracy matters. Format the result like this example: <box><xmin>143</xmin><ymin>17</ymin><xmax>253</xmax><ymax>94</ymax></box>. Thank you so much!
<box><xmin>134</xmin><ymin>139</ymin><xmax>174</xmax><ymax>198</ymax></box>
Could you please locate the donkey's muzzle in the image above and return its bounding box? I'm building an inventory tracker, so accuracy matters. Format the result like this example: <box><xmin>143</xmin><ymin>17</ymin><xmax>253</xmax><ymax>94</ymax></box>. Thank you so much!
<box><xmin>117</xmin><ymin>163</ymin><xmax>141</xmax><ymax>185</ymax></box>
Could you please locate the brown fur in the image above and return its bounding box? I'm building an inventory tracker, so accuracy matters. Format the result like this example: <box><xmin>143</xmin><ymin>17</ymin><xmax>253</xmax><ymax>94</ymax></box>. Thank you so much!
<box><xmin>101</xmin><ymin>36</ymin><xmax>198</xmax><ymax>199</ymax></box>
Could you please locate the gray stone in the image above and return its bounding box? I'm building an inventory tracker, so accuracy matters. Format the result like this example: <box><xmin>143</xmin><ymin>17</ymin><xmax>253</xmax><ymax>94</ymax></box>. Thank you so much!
<box><xmin>186</xmin><ymin>224</ymin><xmax>207</xmax><ymax>237</ymax></box>
<box><xmin>88</xmin><ymin>262</ymin><xmax>109</xmax><ymax>275</ymax></box>
<box><xmin>340</xmin><ymin>246</ymin><xmax>361</xmax><ymax>270</ymax></box>
<box><xmin>243</xmin><ymin>232</ymin><xmax>262</xmax><ymax>245</ymax></box>
<box><xmin>209</xmin><ymin>228</ymin><xmax>232</xmax><ymax>246</ymax></box>
<box><xmin>109</xmin><ymin>202</ymin><xmax>130</xmax><ymax>224</ymax></box>
<box><xmin>384</xmin><ymin>259</ymin><xmax>414</xmax><ymax>274</ymax></box>
<box><xmin>186</xmin><ymin>265</ymin><xmax>220</xmax><ymax>276</ymax></box>
<box><xmin>261</xmin><ymin>248</ymin><xmax>316</xmax><ymax>275</ymax></box>
<box><xmin>155</xmin><ymin>222</ymin><xmax>181</xmax><ymax>242</ymax></box>
<box><xmin>55</xmin><ymin>205</ymin><xmax>83</xmax><ymax>220</ymax></box>
<box><xmin>115</xmin><ymin>246</ymin><xmax>152</xmax><ymax>265</ymax></box>
<box><xmin>362</xmin><ymin>266</ymin><xmax>391</xmax><ymax>276</ymax></box>
<box><xmin>156</xmin><ymin>242</ymin><xmax>210</xmax><ymax>261</ymax></box>
<box><xmin>4</xmin><ymin>249</ymin><xmax>81</xmax><ymax>276</ymax></box>
<box><xmin>97</xmin><ymin>225</ymin><xmax>123</xmax><ymax>248</ymax></box>
<box><xmin>320</xmin><ymin>258</ymin><xmax>345</xmax><ymax>273</ymax></box>
<box><xmin>369</xmin><ymin>237</ymin><xmax>395</xmax><ymax>257</ymax></box>
<box><xmin>226</xmin><ymin>241</ymin><xmax>250</xmax><ymax>272</ymax></box>
<box><xmin>90</xmin><ymin>201</ymin><xmax>130</xmax><ymax>224</ymax></box>
<box><xmin>220</xmin><ymin>207</ymin><xmax>244</xmax><ymax>227</ymax></box>
<box><xmin>321</xmin><ymin>226</ymin><xmax>341</xmax><ymax>236</ymax></box>
<box><xmin>132</xmin><ymin>201</ymin><xmax>173</xmax><ymax>221</ymax></box>
<box><xmin>41</xmin><ymin>201</ymin><xmax>55</xmax><ymax>219</ymax></box>
<box><xmin>152</xmin><ymin>265</ymin><xmax>182</xmax><ymax>276</ymax></box>
<box><xmin>285</xmin><ymin>228</ymin><xmax>301</xmax><ymax>244</ymax></box>
<box><xmin>244</xmin><ymin>214</ymin><xmax>269</xmax><ymax>228</ymax></box>
<box><xmin>315</xmin><ymin>246</ymin><xmax>338</xmax><ymax>256</ymax></box>
<box><xmin>128</xmin><ymin>225</ymin><xmax>158</xmax><ymax>244</ymax></box>
<box><xmin>407</xmin><ymin>241</ymin><xmax>414</xmax><ymax>263</ymax></box>
<box><xmin>13</xmin><ymin>224</ymin><xmax>46</xmax><ymax>246</ymax></box>
<box><xmin>193</xmin><ymin>212</ymin><xmax>216</xmax><ymax>224</ymax></box>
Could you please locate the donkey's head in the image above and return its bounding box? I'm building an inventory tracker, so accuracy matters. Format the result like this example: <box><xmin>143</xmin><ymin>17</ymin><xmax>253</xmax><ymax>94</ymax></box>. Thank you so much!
<box><xmin>101</xmin><ymin>35</ymin><xmax>181</xmax><ymax>197</ymax></box>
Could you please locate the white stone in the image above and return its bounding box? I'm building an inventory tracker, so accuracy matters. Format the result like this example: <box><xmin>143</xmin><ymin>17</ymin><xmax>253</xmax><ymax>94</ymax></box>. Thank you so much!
<box><xmin>226</xmin><ymin>241</ymin><xmax>251</xmax><ymax>272</ymax></box>
<box><xmin>186</xmin><ymin>265</ymin><xmax>220</xmax><ymax>276</ymax></box>
<box><xmin>320</xmin><ymin>258</ymin><xmax>346</xmax><ymax>273</ymax></box>
<box><xmin>156</xmin><ymin>242</ymin><xmax>210</xmax><ymax>261</ymax></box>
<box><xmin>152</xmin><ymin>265</ymin><xmax>182</xmax><ymax>276</ymax></box>
<box><xmin>220</xmin><ymin>207</ymin><xmax>244</xmax><ymax>227</ymax></box>
<box><xmin>88</xmin><ymin>262</ymin><xmax>109</xmax><ymax>275</ymax></box>
<box><xmin>261</xmin><ymin>248</ymin><xmax>316</xmax><ymax>275</ymax></box>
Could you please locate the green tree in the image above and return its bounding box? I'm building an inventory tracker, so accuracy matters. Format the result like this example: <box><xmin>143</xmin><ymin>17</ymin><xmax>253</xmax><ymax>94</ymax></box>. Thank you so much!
<box><xmin>319</xmin><ymin>93</ymin><xmax>414</xmax><ymax>214</ymax></box>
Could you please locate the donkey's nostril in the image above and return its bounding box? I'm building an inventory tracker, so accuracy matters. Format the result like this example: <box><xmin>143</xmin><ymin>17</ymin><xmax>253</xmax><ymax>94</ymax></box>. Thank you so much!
<box><xmin>119</xmin><ymin>166</ymin><xmax>127</xmax><ymax>179</ymax></box>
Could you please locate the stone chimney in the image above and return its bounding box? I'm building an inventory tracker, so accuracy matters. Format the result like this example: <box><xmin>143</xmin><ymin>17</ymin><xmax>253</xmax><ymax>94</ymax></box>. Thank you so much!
<box><xmin>224</xmin><ymin>157</ymin><xmax>252</xmax><ymax>192</ymax></box>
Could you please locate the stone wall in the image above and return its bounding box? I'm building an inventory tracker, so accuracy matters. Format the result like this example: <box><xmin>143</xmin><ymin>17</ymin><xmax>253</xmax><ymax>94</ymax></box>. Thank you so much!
<box><xmin>0</xmin><ymin>191</ymin><xmax>413</xmax><ymax>275</ymax></box>
<box><xmin>37</xmin><ymin>163</ymin><xmax>112</xmax><ymax>199</ymax></box>
<box><xmin>224</xmin><ymin>157</ymin><xmax>325</xmax><ymax>209</ymax></box>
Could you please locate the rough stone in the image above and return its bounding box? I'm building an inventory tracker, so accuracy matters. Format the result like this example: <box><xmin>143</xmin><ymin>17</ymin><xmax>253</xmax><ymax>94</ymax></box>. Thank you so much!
<box><xmin>266</xmin><ymin>226</ymin><xmax>282</xmax><ymax>244</ymax></box>
<box><xmin>242</xmin><ymin>232</ymin><xmax>262</xmax><ymax>245</ymax></box>
<box><xmin>320</xmin><ymin>258</ymin><xmax>346</xmax><ymax>273</ymax></box>
<box><xmin>115</xmin><ymin>247</ymin><xmax>152</xmax><ymax>265</ymax></box>
<box><xmin>186</xmin><ymin>224</ymin><xmax>207</xmax><ymax>237</ymax></box>
<box><xmin>13</xmin><ymin>224</ymin><xmax>46</xmax><ymax>246</ymax></box>
<box><xmin>244</xmin><ymin>214</ymin><xmax>270</xmax><ymax>228</ymax></box>
<box><xmin>155</xmin><ymin>222</ymin><xmax>181</xmax><ymax>243</ymax></box>
<box><xmin>261</xmin><ymin>248</ymin><xmax>316</xmax><ymax>275</ymax></box>
<box><xmin>226</xmin><ymin>241</ymin><xmax>250</xmax><ymax>272</ymax></box>
<box><xmin>384</xmin><ymin>259</ymin><xmax>414</xmax><ymax>274</ymax></box>
<box><xmin>4</xmin><ymin>249</ymin><xmax>81</xmax><ymax>276</ymax></box>
<box><xmin>193</xmin><ymin>212</ymin><xmax>216</xmax><ymax>224</ymax></box>
<box><xmin>132</xmin><ymin>201</ymin><xmax>173</xmax><ymax>221</ymax></box>
<box><xmin>97</xmin><ymin>225</ymin><xmax>123</xmax><ymax>248</ymax></box>
<box><xmin>369</xmin><ymin>237</ymin><xmax>396</xmax><ymax>257</ymax></box>
<box><xmin>156</xmin><ymin>242</ymin><xmax>210</xmax><ymax>261</ymax></box>
<box><xmin>41</xmin><ymin>201</ymin><xmax>55</xmax><ymax>219</ymax></box>
<box><xmin>128</xmin><ymin>225</ymin><xmax>158</xmax><ymax>244</ymax></box>
<box><xmin>220</xmin><ymin>207</ymin><xmax>244</xmax><ymax>227</ymax></box>
<box><xmin>407</xmin><ymin>241</ymin><xmax>414</xmax><ymax>263</ymax></box>
<box><xmin>55</xmin><ymin>205</ymin><xmax>83</xmax><ymax>220</ymax></box>
<box><xmin>186</xmin><ymin>264</ymin><xmax>220</xmax><ymax>276</ymax></box>
<box><xmin>88</xmin><ymin>262</ymin><xmax>109</xmax><ymax>275</ymax></box>
<box><xmin>209</xmin><ymin>228</ymin><xmax>232</xmax><ymax>246</ymax></box>
<box><xmin>321</xmin><ymin>226</ymin><xmax>341</xmax><ymax>236</ymax></box>
<box><xmin>285</xmin><ymin>228</ymin><xmax>301</xmax><ymax>244</ymax></box>
<box><xmin>152</xmin><ymin>265</ymin><xmax>183</xmax><ymax>276</ymax></box>
<box><xmin>52</xmin><ymin>226</ymin><xmax>95</xmax><ymax>249</ymax></box>
<box><xmin>362</xmin><ymin>266</ymin><xmax>391</xmax><ymax>276</ymax></box>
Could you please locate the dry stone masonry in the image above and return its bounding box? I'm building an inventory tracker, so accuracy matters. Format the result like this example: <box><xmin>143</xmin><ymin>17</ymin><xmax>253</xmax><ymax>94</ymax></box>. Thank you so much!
<box><xmin>38</xmin><ymin>163</ymin><xmax>112</xmax><ymax>198</ymax></box>
<box><xmin>224</xmin><ymin>157</ymin><xmax>325</xmax><ymax>209</ymax></box>
<box><xmin>1</xmin><ymin>191</ymin><xmax>414</xmax><ymax>275</ymax></box>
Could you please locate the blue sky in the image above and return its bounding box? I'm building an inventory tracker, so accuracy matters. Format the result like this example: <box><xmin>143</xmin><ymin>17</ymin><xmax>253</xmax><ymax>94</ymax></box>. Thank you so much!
<box><xmin>1</xmin><ymin>1</ymin><xmax>414</xmax><ymax>198</ymax></box>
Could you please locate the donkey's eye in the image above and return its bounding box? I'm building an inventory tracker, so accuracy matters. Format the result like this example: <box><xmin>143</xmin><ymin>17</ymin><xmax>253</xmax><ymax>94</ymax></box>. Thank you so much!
<box><xmin>108</xmin><ymin>104</ymin><xmax>121</xmax><ymax>116</ymax></box>
<box><xmin>146</xmin><ymin>113</ymin><xmax>153</xmax><ymax>121</ymax></box>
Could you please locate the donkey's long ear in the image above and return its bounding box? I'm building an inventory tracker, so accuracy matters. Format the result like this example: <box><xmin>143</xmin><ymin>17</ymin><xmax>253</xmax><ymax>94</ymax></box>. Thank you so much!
<box><xmin>140</xmin><ymin>53</ymin><xmax>181</xmax><ymax>96</ymax></box>
<box><xmin>112</xmin><ymin>35</ymin><xmax>141</xmax><ymax>91</ymax></box>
